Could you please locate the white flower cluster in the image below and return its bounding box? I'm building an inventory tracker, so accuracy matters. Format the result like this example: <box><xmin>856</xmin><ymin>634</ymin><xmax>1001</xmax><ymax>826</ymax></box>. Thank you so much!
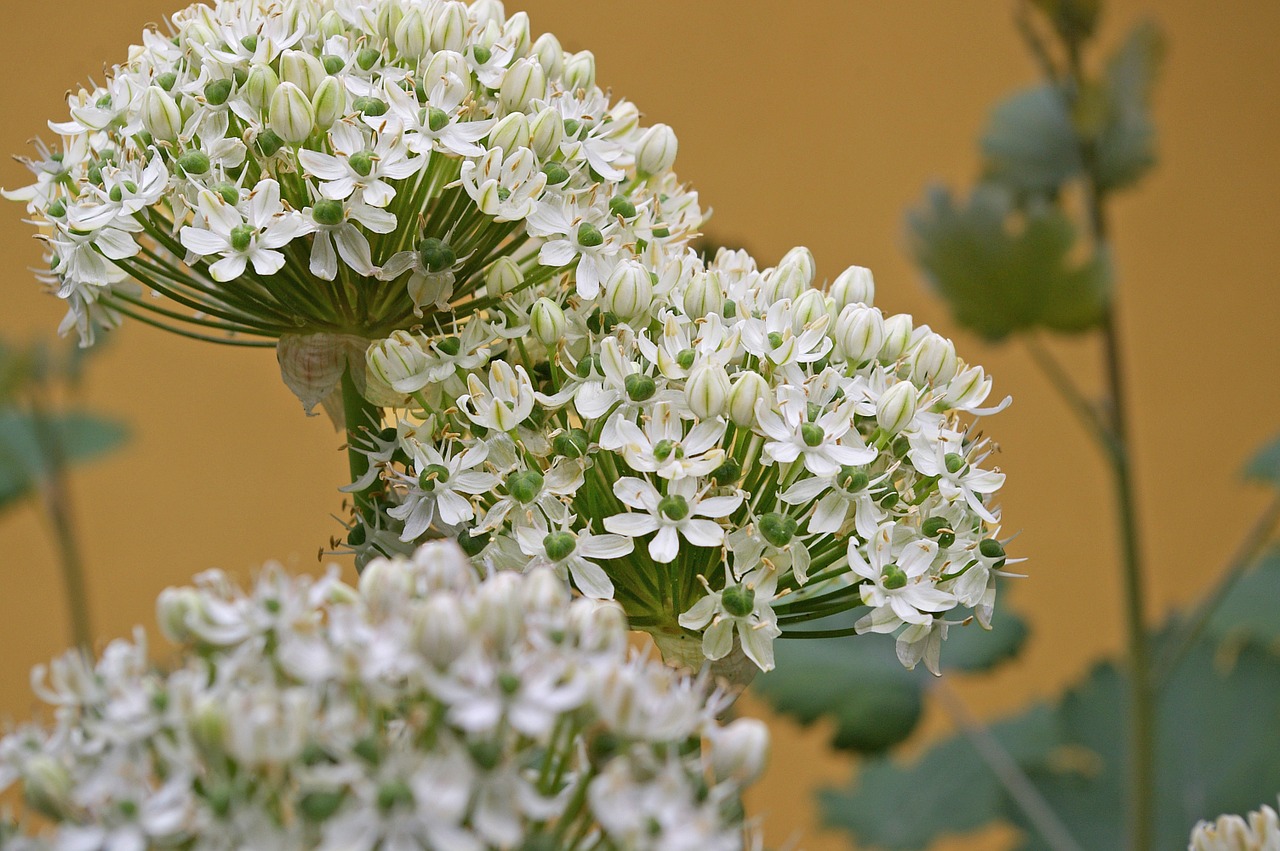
<box><xmin>0</xmin><ymin>542</ymin><xmax>766</xmax><ymax>851</ymax></box>
<box><xmin>355</xmin><ymin>243</ymin><xmax>1017</xmax><ymax>676</ymax></box>
<box><xmin>3</xmin><ymin>0</ymin><xmax>695</xmax><ymax>352</ymax></box>
<box><xmin>1190</xmin><ymin>800</ymin><xmax>1280</xmax><ymax>851</ymax></box>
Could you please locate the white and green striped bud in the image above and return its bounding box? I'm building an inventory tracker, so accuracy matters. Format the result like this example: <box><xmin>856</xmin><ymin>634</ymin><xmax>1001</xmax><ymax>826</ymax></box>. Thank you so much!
<box><xmin>319</xmin><ymin>10</ymin><xmax>344</xmax><ymax>39</ymax></box>
<box><xmin>765</xmin><ymin>258</ymin><xmax>808</xmax><ymax>304</ymax></box>
<box><xmin>876</xmin><ymin>381</ymin><xmax>918</xmax><ymax>435</ymax></box>
<box><xmin>269</xmin><ymin>82</ymin><xmax>314</xmax><ymax>144</ymax></box>
<box><xmin>367</xmin><ymin>331</ymin><xmax>431</xmax><ymax>394</ymax></box>
<box><xmin>779</xmin><ymin>246</ymin><xmax>816</xmax><ymax>287</ymax></box>
<box><xmin>532</xmin><ymin>32</ymin><xmax>565</xmax><ymax>79</ymax></box>
<box><xmin>835</xmin><ymin>304</ymin><xmax>885</xmax><ymax>364</ymax></box>
<box><xmin>603</xmin><ymin>260</ymin><xmax>654</xmax><ymax>321</ymax></box>
<box><xmin>879</xmin><ymin>313</ymin><xmax>914</xmax><ymax>362</ymax></box>
<box><xmin>529</xmin><ymin>106</ymin><xmax>564</xmax><ymax>159</ymax></box>
<box><xmin>244</xmin><ymin>63</ymin><xmax>280</xmax><ymax>111</ymax></box>
<box><xmin>606</xmin><ymin>101</ymin><xmax>641</xmax><ymax>139</ymax></box>
<box><xmin>727</xmin><ymin>370</ymin><xmax>769</xmax><ymax>428</ymax></box>
<box><xmin>830</xmin><ymin>264</ymin><xmax>875</xmax><ymax>308</ymax></box>
<box><xmin>430</xmin><ymin>1</ymin><xmax>469</xmax><ymax>53</ymax></box>
<box><xmin>503</xmin><ymin>11</ymin><xmax>532</xmax><ymax>57</ymax></box>
<box><xmin>563</xmin><ymin>49</ymin><xmax>596</xmax><ymax>91</ymax></box>
<box><xmin>531</xmin><ymin>298</ymin><xmax>567</xmax><ymax>346</ymax></box>
<box><xmin>686</xmin><ymin>362</ymin><xmax>731</xmax><ymax>420</ymax></box>
<box><xmin>22</xmin><ymin>756</ymin><xmax>73</xmax><ymax>820</ymax></box>
<box><xmin>280</xmin><ymin>49</ymin><xmax>325</xmax><ymax>97</ymax></box>
<box><xmin>373</xmin><ymin>1</ymin><xmax>403</xmax><ymax>42</ymax></box>
<box><xmin>682</xmin><ymin>270</ymin><xmax>724</xmax><ymax>318</ymax></box>
<box><xmin>394</xmin><ymin>7</ymin><xmax>431</xmax><ymax>59</ymax></box>
<box><xmin>312</xmin><ymin>76</ymin><xmax>346</xmax><ymax>130</ymax></box>
<box><xmin>793</xmin><ymin>288</ymin><xmax>830</xmax><ymax>328</ymax></box>
<box><xmin>635</xmin><ymin>123</ymin><xmax>678</xmax><ymax>175</ymax></box>
<box><xmin>411</xmin><ymin>594</ymin><xmax>469</xmax><ymax>667</ymax></box>
<box><xmin>500</xmin><ymin>57</ymin><xmax>546</xmax><ymax>113</ymax></box>
<box><xmin>486</xmin><ymin>255</ymin><xmax>524</xmax><ymax>295</ymax></box>
<box><xmin>140</xmin><ymin>85</ymin><xmax>182</xmax><ymax>142</ymax></box>
<box><xmin>423</xmin><ymin>49</ymin><xmax>469</xmax><ymax>88</ymax></box>
<box><xmin>488</xmin><ymin>112</ymin><xmax>530</xmax><ymax>153</ymax></box>
<box><xmin>910</xmin><ymin>332</ymin><xmax>958</xmax><ymax>386</ymax></box>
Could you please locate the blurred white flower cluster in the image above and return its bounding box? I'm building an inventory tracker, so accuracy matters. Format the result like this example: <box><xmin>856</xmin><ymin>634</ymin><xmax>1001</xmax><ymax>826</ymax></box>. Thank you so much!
<box><xmin>1189</xmin><ymin>800</ymin><xmax>1280</xmax><ymax>851</ymax></box>
<box><xmin>3</xmin><ymin>0</ymin><xmax>694</xmax><ymax>354</ymax></box>
<box><xmin>0</xmin><ymin>542</ymin><xmax>766</xmax><ymax>851</ymax></box>
<box><xmin>356</xmin><ymin>244</ymin><xmax>1017</xmax><ymax>677</ymax></box>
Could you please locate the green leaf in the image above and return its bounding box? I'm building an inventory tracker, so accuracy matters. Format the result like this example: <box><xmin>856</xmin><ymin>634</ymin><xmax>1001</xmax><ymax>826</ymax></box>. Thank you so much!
<box><xmin>981</xmin><ymin>85</ymin><xmax>1082</xmax><ymax>194</ymax></box>
<box><xmin>821</xmin><ymin>704</ymin><xmax>1060</xmax><ymax>850</ymax></box>
<box><xmin>907</xmin><ymin>184</ymin><xmax>1110</xmax><ymax>340</ymax></box>
<box><xmin>755</xmin><ymin>631</ymin><xmax>925</xmax><ymax>755</ymax></box>
<box><xmin>1095</xmin><ymin>20</ymin><xmax>1163</xmax><ymax>191</ymax></box>
<box><xmin>940</xmin><ymin>607</ymin><xmax>1031</xmax><ymax>673</ymax></box>
<box><xmin>0</xmin><ymin>411</ymin><xmax>129</xmax><ymax>510</ymax></box>
<box><xmin>1244</xmin><ymin>433</ymin><xmax>1280</xmax><ymax>486</ymax></box>
<box><xmin>1203</xmin><ymin>549</ymin><xmax>1280</xmax><ymax>648</ymax></box>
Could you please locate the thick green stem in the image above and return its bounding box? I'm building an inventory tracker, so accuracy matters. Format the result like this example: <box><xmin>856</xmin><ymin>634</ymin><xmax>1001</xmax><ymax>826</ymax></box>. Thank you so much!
<box><xmin>340</xmin><ymin>365</ymin><xmax>381</xmax><ymax>538</ymax></box>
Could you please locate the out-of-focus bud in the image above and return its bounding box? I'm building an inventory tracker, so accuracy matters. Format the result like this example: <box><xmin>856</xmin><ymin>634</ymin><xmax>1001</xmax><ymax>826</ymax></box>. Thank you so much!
<box><xmin>836</xmin><ymin>304</ymin><xmax>885</xmax><ymax>364</ymax></box>
<box><xmin>312</xmin><ymin>77</ymin><xmax>346</xmax><ymax>130</ymax></box>
<box><xmin>500</xmin><ymin>57</ymin><xmax>546</xmax><ymax>113</ymax></box>
<box><xmin>562</xmin><ymin>49</ymin><xmax>596</xmax><ymax>91</ymax></box>
<box><xmin>430</xmin><ymin>1</ymin><xmax>469</xmax><ymax>52</ymax></box>
<box><xmin>412</xmin><ymin>540</ymin><xmax>475</xmax><ymax>591</ymax></box>
<box><xmin>412</xmin><ymin>593</ymin><xmax>469</xmax><ymax>667</ymax></box>
<box><xmin>394</xmin><ymin>8</ymin><xmax>431</xmax><ymax>59</ymax></box>
<box><xmin>486</xmin><ymin>255</ymin><xmax>524</xmax><ymax>295</ymax></box>
<box><xmin>469</xmin><ymin>0</ymin><xmax>505</xmax><ymax>28</ymax></box>
<box><xmin>245</xmin><ymin>63</ymin><xmax>280</xmax><ymax>111</ymax></box>
<box><xmin>710</xmin><ymin>717</ymin><xmax>770</xmax><ymax>784</ymax></box>
<box><xmin>682</xmin><ymin>270</ymin><xmax>724</xmax><ymax>318</ymax></box>
<box><xmin>367</xmin><ymin>331</ymin><xmax>431</xmax><ymax>394</ymax></box>
<box><xmin>359</xmin><ymin>556</ymin><xmax>413</xmax><ymax>614</ymax></box>
<box><xmin>793</xmin><ymin>288</ymin><xmax>830</xmax><ymax>328</ymax></box>
<box><xmin>531</xmin><ymin>298</ymin><xmax>567</xmax><ymax>346</ymax></box>
<box><xmin>269</xmin><ymin>82</ymin><xmax>314</xmax><ymax>144</ymax></box>
<box><xmin>686</xmin><ymin>362</ymin><xmax>731</xmax><ymax>420</ymax></box>
<box><xmin>374</xmin><ymin>1</ymin><xmax>404</xmax><ymax>43</ymax></box>
<box><xmin>280</xmin><ymin>49</ymin><xmax>325</xmax><ymax>97</ymax></box>
<box><xmin>141</xmin><ymin>86</ymin><xmax>182</xmax><ymax>142</ymax></box>
<box><xmin>187</xmin><ymin>696</ymin><xmax>228</xmax><ymax>752</ymax></box>
<box><xmin>156</xmin><ymin>586</ymin><xmax>202</xmax><ymax>643</ymax></box>
<box><xmin>529</xmin><ymin>106</ymin><xmax>564</xmax><ymax>158</ymax></box>
<box><xmin>830</xmin><ymin>264</ymin><xmax>875</xmax><ymax>308</ymax></box>
<box><xmin>488</xmin><ymin>112</ymin><xmax>530</xmax><ymax>152</ymax></box>
<box><xmin>319</xmin><ymin>10</ymin><xmax>344</xmax><ymax>39</ymax></box>
<box><xmin>532</xmin><ymin>32</ymin><xmax>564</xmax><ymax>79</ymax></box>
<box><xmin>879</xmin><ymin>313</ymin><xmax>914</xmax><ymax>362</ymax></box>
<box><xmin>910</xmin><ymin>332</ymin><xmax>959</xmax><ymax>386</ymax></box>
<box><xmin>23</xmin><ymin>756</ymin><xmax>73</xmax><ymax>820</ymax></box>
<box><xmin>635</xmin><ymin>123</ymin><xmax>677</xmax><ymax>175</ymax></box>
<box><xmin>727</xmin><ymin>371</ymin><xmax>769</xmax><ymax>427</ymax></box>
<box><xmin>876</xmin><ymin>381</ymin><xmax>919</xmax><ymax>435</ymax></box>
<box><xmin>603</xmin><ymin>260</ymin><xmax>654</xmax><ymax>321</ymax></box>
<box><xmin>474</xmin><ymin>571</ymin><xmax>524</xmax><ymax>648</ymax></box>
<box><xmin>765</xmin><ymin>259</ymin><xmax>808</xmax><ymax>304</ymax></box>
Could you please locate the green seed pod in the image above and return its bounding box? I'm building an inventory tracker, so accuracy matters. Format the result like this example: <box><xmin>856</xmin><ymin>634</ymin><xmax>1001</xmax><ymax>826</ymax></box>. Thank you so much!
<box><xmin>508</xmin><ymin>470</ymin><xmax>544</xmax><ymax>504</ymax></box>
<box><xmin>624</xmin><ymin>373</ymin><xmax>656</xmax><ymax>402</ymax></box>
<box><xmin>576</xmin><ymin>222</ymin><xmax>604</xmax><ymax>248</ymax></box>
<box><xmin>178</xmin><ymin>150</ymin><xmax>211</xmax><ymax>175</ymax></box>
<box><xmin>418</xmin><ymin>237</ymin><xmax>456</xmax><ymax>272</ymax></box>
<box><xmin>658</xmin><ymin>495</ymin><xmax>689</xmax><ymax>521</ymax></box>
<box><xmin>759</xmin><ymin>513</ymin><xmax>797</xmax><ymax>548</ymax></box>
<box><xmin>709</xmin><ymin>458</ymin><xmax>742</xmax><ymax>485</ymax></box>
<box><xmin>312</xmin><ymin>200</ymin><xmax>345</xmax><ymax>226</ymax></box>
<box><xmin>881</xmin><ymin>564</ymin><xmax>908</xmax><ymax>590</ymax></box>
<box><xmin>542</xmin><ymin>531</ymin><xmax>576</xmax><ymax>562</ymax></box>
<box><xmin>721</xmin><ymin>584</ymin><xmax>756</xmax><ymax>617</ymax></box>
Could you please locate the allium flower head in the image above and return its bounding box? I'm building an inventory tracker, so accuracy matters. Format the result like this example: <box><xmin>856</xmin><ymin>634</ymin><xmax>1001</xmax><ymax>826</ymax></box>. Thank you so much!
<box><xmin>1189</xmin><ymin>799</ymin><xmax>1280</xmax><ymax>851</ymax></box>
<box><xmin>0</xmin><ymin>541</ymin><xmax>765</xmax><ymax>850</ymax></box>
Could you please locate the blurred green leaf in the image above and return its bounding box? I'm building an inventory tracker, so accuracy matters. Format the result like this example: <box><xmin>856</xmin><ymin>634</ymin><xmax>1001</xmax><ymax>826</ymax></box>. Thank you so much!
<box><xmin>756</xmin><ymin>631</ymin><xmax>924</xmax><ymax>755</ymax></box>
<box><xmin>1203</xmin><ymin>549</ymin><xmax>1280</xmax><ymax>648</ymax></box>
<box><xmin>1244</xmin><ymin>433</ymin><xmax>1280</xmax><ymax>486</ymax></box>
<box><xmin>821</xmin><ymin>704</ymin><xmax>1059</xmax><ymax>850</ymax></box>
<box><xmin>940</xmin><ymin>607</ymin><xmax>1031</xmax><ymax>673</ymax></box>
<box><xmin>1094</xmin><ymin>20</ymin><xmax>1164</xmax><ymax>191</ymax></box>
<box><xmin>982</xmin><ymin>85</ymin><xmax>1082</xmax><ymax>194</ymax></box>
<box><xmin>0</xmin><ymin>411</ymin><xmax>129</xmax><ymax>510</ymax></box>
<box><xmin>821</xmin><ymin>629</ymin><xmax>1280</xmax><ymax>850</ymax></box>
<box><xmin>908</xmin><ymin>184</ymin><xmax>1110</xmax><ymax>340</ymax></box>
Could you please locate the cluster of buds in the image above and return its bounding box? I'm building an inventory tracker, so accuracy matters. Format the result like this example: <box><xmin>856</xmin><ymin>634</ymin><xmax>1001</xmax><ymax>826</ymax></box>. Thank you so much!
<box><xmin>1189</xmin><ymin>799</ymin><xmax>1280</xmax><ymax>851</ymax></box>
<box><xmin>0</xmin><ymin>542</ymin><xmax>766</xmax><ymax>851</ymax></box>
<box><xmin>354</xmin><ymin>242</ymin><xmax>1018</xmax><ymax>678</ymax></box>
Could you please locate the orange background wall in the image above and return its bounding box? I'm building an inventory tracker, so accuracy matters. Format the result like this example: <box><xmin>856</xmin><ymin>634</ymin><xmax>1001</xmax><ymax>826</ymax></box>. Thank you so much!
<box><xmin>2</xmin><ymin>3</ymin><xmax>1278</xmax><ymax>848</ymax></box>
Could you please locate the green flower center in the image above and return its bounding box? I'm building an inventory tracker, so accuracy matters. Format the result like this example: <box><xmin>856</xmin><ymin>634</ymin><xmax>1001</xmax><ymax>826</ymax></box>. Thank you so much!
<box><xmin>230</xmin><ymin>224</ymin><xmax>255</xmax><ymax>253</ymax></box>
<box><xmin>881</xmin><ymin>564</ymin><xmax>908</xmax><ymax>590</ymax></box>
<box><xmin>543</xmin><ymin>531</ymin><xmax>576</xmax><ymax>562</ymax></box>
<box><xmin>722</xmin><ymin>584</ymin><xmax>756</xmax><ymax>618</ymax></box>
<box><xmin>659</xmin><ymin>495</ymin><xmax>689</xmax><ymax>521</ymax></box>
<box><xmin>759</xmin><ymin>512</ymin><xmax>797</xmax><ymax>548</ymax></box>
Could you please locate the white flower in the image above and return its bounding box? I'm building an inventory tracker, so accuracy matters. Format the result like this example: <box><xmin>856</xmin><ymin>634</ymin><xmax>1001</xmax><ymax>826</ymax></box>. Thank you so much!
<box><xmin>179</xmin><ymin>180</ymin><xmax>312</xmax><ymax>281</ymax></box>
<box><xmin>604</xmin><ymin>476</ymin><xmax>742</xmax><ymax>564</ymax></box>
<box><xmin>1190</xmin><ymin>799</ymin><xmax>1280</xmax><ymax>851</ymax></box>
<box><xmin>388</xmin><ymin>441</ymin><xmax>498</xmax><ymax>539</ymax></box>
<box><xmin>460</xmin><ymin>146</ymin><xmax>547</xmax><ymax>222</ymax></box>
<box><xmin>515</xmin><ymin>517</ymin><xmax>631</xmax><ymax>599</ymax></box>
<box><xmin>601</xmin><ymin>402</ymin><xmax>726</xmax><ymax>480</ymax></box>
<box><xmin>679</xmin><ymin>567</ymin><xmax>782</xmax><ymax>670</ymax></box>
<box><xmin>850</xmin><ymin>522</ymin><xmax>956</xmax><ymax>632</ymax></box>
<box><xmin>756</xmin><ymin>389</ymin><xmax>876</xmax><ymax>477</ymax></box>
<box><xmin>298</xmin><ymin>120</ymin><xmax>420</xmax><ymax>208</ymax></box>
<box><xmin>304</xmin><ymin>197</ymin><xmax>396</xmax><ymax>280</ymax></box>
<box><xmin>458</xmin><ymin>361</ymin><xmax>536</xmax><ymax>432</ymax></box>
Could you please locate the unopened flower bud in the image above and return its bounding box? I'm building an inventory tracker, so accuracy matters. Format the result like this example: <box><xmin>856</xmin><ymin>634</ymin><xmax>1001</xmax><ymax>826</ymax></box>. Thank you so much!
<box><xmin>500</xmin><ymin>58</ymin><xmax>546</xmax><ymax>112</ymax></box>
<box><xmin>394</xmin><ymin>8</ymin><xmax>430</xmax><ymax>59</ymax></box>
<box><xmin>319</xmin><ymin>10</ymin><xmax>344</xmax><ymax>39</ymax></box>
<box><xmin>412</xmin><ymin>594</ymin><xmax>469</xmax><ymax>667</ymax></box>
<box><xmin>529</xmin><ymin>106</ymin><xmax>564</xmax><ymax>159</ymax></box>
<box><xmin>312</xmin><ymin>76</ymin><xmax>346</xmax><ymax>130</ymax></box>
<box><xmin>269</xmin><ymin>82</ymin><xmax>314</xmax><ymax>144</ymax></box>
<box><xmin>830</xmin><ymin>265</ymin><xmax>875</xmax><ymax>308</ymax></box>
<box><xmin>836</xmin><ymin>304</ymin><xmax>885</xmax><ymax>364</ymax></box>
<box><xmin>563</xmin><ymin>50</ymin><xmax>596</xmax><ymax>91</ymax></box>
<box><xmin>910</xmin><ymin>332</ymin><xmax>958</xmax><ymax>386</ymax></box>
<box><xmin>367</xmin><ymin>331</ymin><xmax>430</xmax><ymax>394</ymax></box>
<box><xmin>876</xmin><ymin>381</ymin><xmax>918</xmax><ymax>435</ymax></box>
<box><xmin>606</xmin><ymin>101</ymin><xmax>641</xmax><ymax>139</ymax></box>
<box><xmin>280</xmin><ymin>49</ymin><xmax>326</xmax><ymax>97</ymax></box>
<box><xmin>727</xmin><ymin>371</ymin><xmax>769</xmax><ymax>427</ymax></box>
<box><xmin>532</xmin><ymin>32</ymin><xmax>565</xmax><ymax>78</ymax></box>
<box><xmin>531</xmin><ymin>298</ymin><xmax>567</xmax><ymax>346</ymax></box>
<box><xmin>156</xmin><ymin>586</ymin><xmax>202</xmax><ymax>643</ymax></box>
<box><xmin>488</xmin><ymin>112</ymin><xmax>530</xmax><ymax>153</ymax></box>
<box><xmin>141</xmin><ymin>86</ymin><xmax>182</xmax><ymax>142</ymax></box>
<box><xmin>359</xmin><ymin>556</ymin><xmax>413</xmax><ymax>613</ymax></box>
<box><xmin>431</xmin><ymin>1</ymin><xmax>468</xmax><ymax>52</ymax></box>
<box><xmin>187</xmin><ymin>696</ymin><xmax>228</xmax><ymax>752</ymax></box>
<box><xmin>686</xmin><ymin>363</ymin><xmax>731</xmax><ymax>419</ymax></box>
<box><xmin>875</xmin><ymin>315</ymin><xmax>912</xmax><ymax>363</ymax></box>
<box><xmin>503</xmin><ymin>11</ymin><xmax>533</xmax><ymax>57</ymax></box>
<box><xmin>486</xmin><ymin>256</ymin><xmax>524</xmax><ymax>295</ymax></box>
<box><xmin>710</xmin><ymin>717</ymin><xmax>770</xmax><ymax>783</ymax></box>
<box><xmin>603</xmin><ymin>260</ymin><xmax>653</xmax><ymax>321</ymax></box>
<box><xmin>244</xmin><ymin>63</ymin><xmax>280</xmax><ymax>111</ymax></box>
<box><xmin>779</xmin><ymin>246</ymin><xmax>816</xmax><ymax>286</ymax></box>
<box><xmin>635</xmin><ymin>123</ymin><xmax>677</xmax><ymax>175</ymax></box>
<box><xmin>23</xmin><ymin>756</ymin><xmax>73</xmax><ymax>819</ymax></box>
<box><xmin>423</xmin><ymin>49</ymin><xmax>468</xmax><ymax>87</ymax></box>
<box><xmin>766</xmin><ymin>259</ymin><xmax>809</xmax><ymax>303</ymax></box>
<box><xmin>793</xmin><ymin>288</ymin><xmax>830</xmax><ymax>328</ymax></box>
<box><xmin>682</xmin><ymin>270</ymin><xmax>724</xmax><ymax>318</ymax></box>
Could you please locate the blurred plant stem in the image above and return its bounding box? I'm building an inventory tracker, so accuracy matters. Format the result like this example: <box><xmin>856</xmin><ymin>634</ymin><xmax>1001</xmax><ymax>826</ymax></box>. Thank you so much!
<box><xmin>28</xmin><ymin>390</ymin><xmax>92</xmax><ymax>651</ymax></box>
<box><xmin>341</xmin><ymin>365</ymin><xmax>381</xmax><ymax>542</ymax></box>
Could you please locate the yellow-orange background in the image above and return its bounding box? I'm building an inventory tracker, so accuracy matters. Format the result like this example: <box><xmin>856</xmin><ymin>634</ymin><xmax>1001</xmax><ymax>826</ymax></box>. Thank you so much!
<box><xmin>2</xmin><ymin>2</ymin><xmax>1278</xmax><ymax>848</ymax></box>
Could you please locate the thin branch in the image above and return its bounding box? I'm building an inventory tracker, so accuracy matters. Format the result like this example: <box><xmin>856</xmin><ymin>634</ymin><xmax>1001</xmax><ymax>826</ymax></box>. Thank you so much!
<box><xmin>1021</xmin><ymin>335</ymin><xmax>1118</xmax><ymax>459</ymax></box>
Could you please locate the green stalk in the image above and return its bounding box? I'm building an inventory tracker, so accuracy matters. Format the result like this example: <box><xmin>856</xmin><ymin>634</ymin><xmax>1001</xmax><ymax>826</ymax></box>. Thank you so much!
<box><xmin>340</xmin><ymin>364</ymin><xmax>382</xmax><ymax>537</ymax></box>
